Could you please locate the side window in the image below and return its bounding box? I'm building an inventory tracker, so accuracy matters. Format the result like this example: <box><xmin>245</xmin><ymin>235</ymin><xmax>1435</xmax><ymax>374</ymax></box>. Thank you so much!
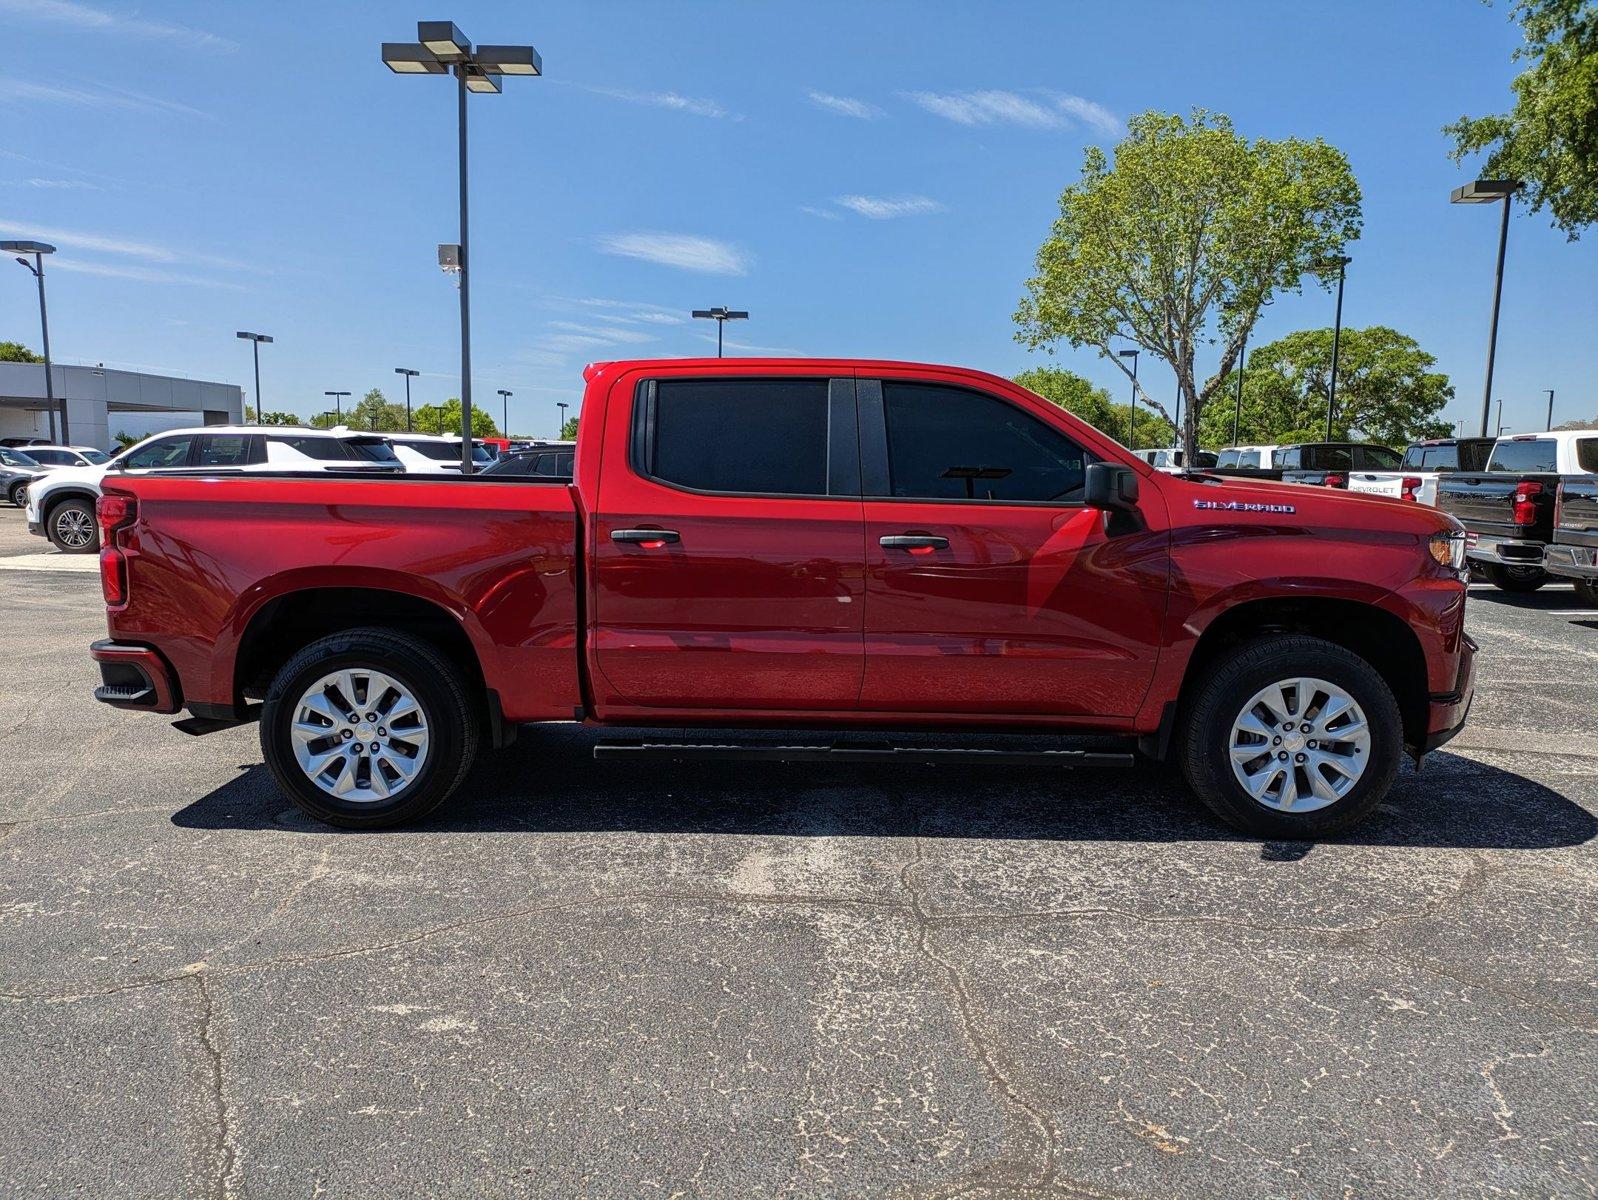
<box><xmin>881</xmin><ymin>383</ymin><xmax>1089</xmax><ymax>502</ymax></box>
<box><xmin>1357</xmin><ymin>446</ymin><xmax>1400</xmax><ymax>470</ymax></box>
<box><xmin>271</xmin><ymin>436</ymin><xmax>350</xmax><ymax>461</ymax></box>
<box><xmin>1576</xmin><ymin>438</ymin><xmax>1598</xmax><ymax>473</ymax></box>
<box><xmin>122</xmin><ymin>437</ymin><xmax>193</xmax><ymax>470</ymax></box>
<box><xmin>1320</xmin><ymin>445</ymin><xmax>1353</xmax><ymax>470</ymax></box>
<box><xmin>645</xmin><ymin>378</ymin><xmax>831</xmax><ymax>496</ymax></box>
<box><xmin>1278</xmin><ymin>447</ymin><xmax>1301</xmax><ymax>469</ymax></box>
<box><xmin>195</xmin><ymin>434</ymin><xmax>262</xmax><ymax>467</ymax></box>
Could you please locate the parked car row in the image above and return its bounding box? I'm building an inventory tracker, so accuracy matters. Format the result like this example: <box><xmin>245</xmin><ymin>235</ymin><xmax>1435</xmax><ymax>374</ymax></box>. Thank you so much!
<box><xmin>18</xmin><ymin>425</ymin><xmax>508</xmax><ymax>552</ymax></box>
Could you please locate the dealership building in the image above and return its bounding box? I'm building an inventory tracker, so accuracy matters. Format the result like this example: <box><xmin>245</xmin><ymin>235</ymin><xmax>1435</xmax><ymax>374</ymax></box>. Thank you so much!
<box><xmin>0</xmin><ymin>361</ymin><xmax>243</xmax><ymax>450</ymax></box>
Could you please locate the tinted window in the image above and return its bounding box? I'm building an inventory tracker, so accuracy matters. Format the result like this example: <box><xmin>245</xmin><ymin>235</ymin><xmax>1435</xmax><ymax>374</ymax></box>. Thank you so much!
<box><xmin>272</xmin><ymin>436</ymin><xmax>349</xmax><ymax>461</ymax></box>
<box><xmin>195</xmin><ymin>434</ymin><xmax>261</xmax><ymax>467</ymax></box>
<box><xmin>80</xmin><ymin>450</ymin><xmax>111</xmax><ymax>465</ymax></box>
<box><xmin>1193</xmin><ymin>451</ymin><xmax>1218</xmax><ymax>468</ymax></box>
<box><xmin>883</xmin><ymin>383</ymin><xmax>1089</xmax><ymax>502</ymax></box>
<box><xmin>1576</xmin><ymin>438</ymin><xmax>1598</xmax><ymax>473</ymax></box>
<box><xmin>409</xmin><ymin>441</ymin><xmax>458</xmax><ymax>461</ymax></box>
<box><xmin>25</xmin><ymin>449</ymin><xmax>75</xmax><ymax>466</ymax></box>
<box><xmin>1355</xmin><ymin>445</ymin><xmax>1400</xmax><ymax>469</ymax></box>
<box><xmin>1488</xmin><ymin>439</ymin><xmax>1558</xmax><ymax>473</ymax></box>
<box><xmin>482</xmin><ymin>454</ymin><xmax>533</xmax><ymax>476</ymax></box>
<box><xmin>1418</xmin><ymin>445</ymin><xmax>1459</xmax><ymax>470</ymax></box>
<box><xmin>649</xmin><ymin>378</ymin><xmax>830</xmax><ymax>495</ymax></box>
<box><xmin>1300</xmin><ymin>445</ymin><xmax>1352</xmax><ymax>470</ymax></box>
<box><xmin>0</xmin><ymin>449</ymin><xmax>39</xmax><ymax>468</ymax></box>
<box><xmin>1277</xmin><ymin>447</ymin><xmax>1301</xmax><ymax>469</ymax></box>
<box><xmin>346</xmin><ymin>438</ymin><xmax>401</xmax><ymax>463</ymax></box>
<box><xmin>122</xmin><ymin>437</ymin><xmax>193</xmax><ymax>469</ymax></box>
<box><xmin>1458</xmin><ymin>440</ymin><xmax>1493</xmax><ymax>471</ymax></box>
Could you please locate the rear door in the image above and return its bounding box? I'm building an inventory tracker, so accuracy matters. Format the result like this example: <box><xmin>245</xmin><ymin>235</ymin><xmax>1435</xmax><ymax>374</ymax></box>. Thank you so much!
<box><xmin>856</xmin><ymin>374</ymin><xmax>1167</xmax><ymax>718</ymax></box>
<box><xmin>590</xmin><ymin>372</ymin><xmax>866</xmax><ymax>712</ymax></box>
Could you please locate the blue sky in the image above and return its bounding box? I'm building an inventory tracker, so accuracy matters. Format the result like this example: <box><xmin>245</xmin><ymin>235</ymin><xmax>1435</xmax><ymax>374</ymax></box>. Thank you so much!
<box><xmin>2</xmin><ymin>0</ymin><xmax>1594</xmax><ymax>440</ymax></box>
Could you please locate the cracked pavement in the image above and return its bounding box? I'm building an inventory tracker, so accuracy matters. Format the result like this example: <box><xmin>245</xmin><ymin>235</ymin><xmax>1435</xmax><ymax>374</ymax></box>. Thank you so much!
<box><xmin>1</xmin><ymin>507</ymin><xmax>1595</xmax><ymax>1198</ymax></box>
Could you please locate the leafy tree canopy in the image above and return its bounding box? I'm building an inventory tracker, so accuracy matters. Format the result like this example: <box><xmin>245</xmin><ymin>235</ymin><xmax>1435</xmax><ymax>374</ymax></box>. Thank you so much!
<box><xmin>0</xmin><ymin>341</ymin><xmax>43</xmax><ymax>363</ymax></box>
<box><xmin>348</xmin><ymin>388</ymin><xmax>410</xmax><ymax>433</ymax></box>
<box><xmin>1013</xmin><ymin>366</ymin><xmax>1172</xmax><ymax>448</ymax></box>
<box><xmin>1446</xmin><ymin>0</ymin><xmax>1598</xmax><ymax>238</ymax></box>
<box><xmin>1198</xmin><ymin>326</ymin><xmax>1455</xmax><ymax>449</ymax></box>
<box><xmin>413</xmin><ymin>397</ymin><xmax>499</xmax><ymax>438</ymax></box>
<box><xmin>244</xmin><ymin>406</ymin><xmax>303</xmax><ymax>426</ymax></box>
<box><xmin>560</xmin><ymin>416</ymin><xmax>579</xmax><ymax>440</ymax></box>
<box><xmin>1016</xmin><ymin>109</ymin><xmax>1361</xmax><ymax>465</ymax></box>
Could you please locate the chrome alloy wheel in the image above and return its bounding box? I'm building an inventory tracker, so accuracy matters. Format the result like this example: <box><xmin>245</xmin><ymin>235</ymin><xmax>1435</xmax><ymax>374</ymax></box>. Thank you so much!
<box><xmin>1228</xmin><ymin>676</ymin><xmax>1370</xmax><ymax>813</ymax></box>
<box><xmin>54</xmin><ymin>507</ymin><xmax>94</xmax><ymax>549</ymax></box>
<box><xmin>290</xmin><ymin>668</ymin><xmax>430</xmax><ymax>803</ymax></box>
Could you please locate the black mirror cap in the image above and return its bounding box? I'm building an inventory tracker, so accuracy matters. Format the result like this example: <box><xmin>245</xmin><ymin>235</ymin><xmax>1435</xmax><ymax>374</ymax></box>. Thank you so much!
<box><xmin>1084</xmin><ymin>462</ymin><xmax>1139</xmax><ymax>512</ymax></box>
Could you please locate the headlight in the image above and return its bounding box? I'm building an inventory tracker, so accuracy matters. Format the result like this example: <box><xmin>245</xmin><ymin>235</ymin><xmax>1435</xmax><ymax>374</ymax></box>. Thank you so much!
<box><xmin>1429</xmin><ymin>530</ymin><xmax>1467</xmax><ymax>571</ymax></box>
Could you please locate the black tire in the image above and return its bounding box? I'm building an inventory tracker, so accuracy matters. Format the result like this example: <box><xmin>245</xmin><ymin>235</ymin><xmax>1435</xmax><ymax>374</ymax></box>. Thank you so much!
<box><xmin>1487</xmin><ymin>562</ymin><xmax>1547</xmax><ymax>593</ymax></box>
<box><xmin>1177</xmin><ymin>634</ymin><xmax>1402</xmax><ymax>839</ymax></box>
<box><xmin>260</xmin><ymin>627</ymin><xmax>479</xmax><ymax>829</ymax></box>
<box><xmin>1575</xmin><ymin>579</ymin><xmax>1598</xmax><ymax>607</ymax></box>
<box><xmin>45</xmin><ymin>497</ymin><xmax>99</xmax><ymax>553</ymax></box>
<box><xmin>7</xmin><ymin>481</ymin><xmax>27</xmax><ymax>508</ymax></box>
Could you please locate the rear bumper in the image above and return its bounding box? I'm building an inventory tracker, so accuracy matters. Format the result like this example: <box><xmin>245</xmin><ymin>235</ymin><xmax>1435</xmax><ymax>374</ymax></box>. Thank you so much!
<box><xmin>1543</xmin><ymin>542</ymin><xmax>1598</xmax><ymax>581</ymax></box>
<box><xmin>1420</xmin><ymin>632</ymin><xmax>1476</xmax><ymax>754</ymax></box>
<box><xmin>1464</xmin><ymin>533</ymin><xmax>1544</xmax><ymax>566</ymax></box>
<box><xmin>89</xmin><ymin>639</ymin><xmax>182</xmax><ymax>714</ymax></box>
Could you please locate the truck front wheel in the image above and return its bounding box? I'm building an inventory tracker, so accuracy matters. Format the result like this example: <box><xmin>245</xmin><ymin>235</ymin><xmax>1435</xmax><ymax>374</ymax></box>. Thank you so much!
<box><xmin>1177</xmin><ymin>634</ymin><xmax>1402</xmax><ymax>838</ymax></box>
<box><xmin>260</xmin><ymin>628</ymin><xmax>479</xmax><ymax>829</ymax></box>
<box><xmin>1486</xmin><ymin>563</ymin><xmax>1547</xmax><ymax>593</ymax></box>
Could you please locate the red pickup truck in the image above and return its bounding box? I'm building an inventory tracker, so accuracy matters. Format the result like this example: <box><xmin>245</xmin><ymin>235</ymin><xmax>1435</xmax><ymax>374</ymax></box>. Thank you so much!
<box><xmin>90</xmin><ymin>358</ymin><xmax>1475</xmax><ymax>837</ymax></box>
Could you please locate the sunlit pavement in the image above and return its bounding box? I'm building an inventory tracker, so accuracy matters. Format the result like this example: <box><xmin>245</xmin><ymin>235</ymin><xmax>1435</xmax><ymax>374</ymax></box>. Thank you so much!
<box><xmin>1</xmin><ymin>503</ymin><xmax>1593</xmax><ymax>1198</ymax></box>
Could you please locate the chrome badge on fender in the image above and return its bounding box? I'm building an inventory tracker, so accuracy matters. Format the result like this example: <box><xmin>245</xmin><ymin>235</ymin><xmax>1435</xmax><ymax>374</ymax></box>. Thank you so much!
<box><xmin>1194</xmin><ymin>499</ymin><xmax>1296</xmax><ymax>514</ymax></box>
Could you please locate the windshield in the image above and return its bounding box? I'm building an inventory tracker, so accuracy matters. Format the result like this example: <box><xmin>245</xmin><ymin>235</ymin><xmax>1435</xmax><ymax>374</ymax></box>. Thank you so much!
<box><xmin>80</xmin><ymin>450</ymin><xmax>112</xmax><ymax>465</ymax></box>
<box><xmin>0</xmin><ymin>449</ymin><xmax>40</xmax><ymax>468</ymax></box>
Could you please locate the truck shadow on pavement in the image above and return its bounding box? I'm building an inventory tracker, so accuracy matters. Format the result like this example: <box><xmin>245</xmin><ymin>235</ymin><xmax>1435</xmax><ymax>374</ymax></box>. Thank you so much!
<box><xmin>172</xmin><ymin>724</ymin><xmax>1596</xmax><ymax>853</ymax></box>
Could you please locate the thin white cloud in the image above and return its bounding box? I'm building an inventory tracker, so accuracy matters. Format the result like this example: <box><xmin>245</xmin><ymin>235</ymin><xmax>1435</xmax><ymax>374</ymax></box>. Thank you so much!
<box><xmin>0</xmin><ymin>219</ymin><xmax>250</xmax><ymax>270</ymax></box>
<box><xmin>807</xmin><ymin>91</ymin><xmax>883</xmax><ymax>120</ymax></box>
<box><xmin>579</xmin><ymin>85</ymin><xmax>732</xmax><ymax>119</ymax></box>
<box><xmin>695</xmin><ymin>334</ymin><xmax>804</xmax><ymax>357</ymax></box>
<box><xmin>799</xmin><ymin>205</ymin><xmax>843</xmax><ymax>221</ymax></box>
<box><xmin>903</xmin><ymin>88</ymin><xmax>1122</xmax><ymax>136</ymax></box>
<box><xmin>0</xmin><ymin>77</ymin><xmax>211</xmax><ymax>120</ymax></box>
<box><xmin>8</xmin><ymin>178</ymin><xmax>102</xmax><ymax>191</ymax></box>
<box><xmin>595</xmin><ymin>232</ymin><xmax>748</xmax><ymax>275</ymax></box>
<box><xmin>546</xmin><ymin>320</ymin><xmax>657</xmax><ymax>344</ymax></box>
<box><xmin>834</xmin><ymin>195</ymin><xmax>945</xmax><ymax>219</ymax></box>
<box><xmin>50</xmin><ymin>259</ymin><xmax>245</xmax><ymax>290</ymax></box>
<box><xmin>0</xmin><ymin>0</ymin><xmax>236</xmax><ymax>51</ymax></box>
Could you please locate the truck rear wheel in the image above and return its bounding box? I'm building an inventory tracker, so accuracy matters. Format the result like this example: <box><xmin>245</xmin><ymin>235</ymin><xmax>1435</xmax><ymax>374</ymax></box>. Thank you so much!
<box><xmin>1486</xmin><ymin>563</ymin><xmax>1548</xmax><ymax>593</ymax></box>
<box><xmin>260</xmin><ymin>628</ymin><xmax>479</xmax><ymax>829</ymax></box>
<box><xmin>1177</xmin><ymin>634</ymin><xmax>1401</xmax><ymax>838</ymax></box>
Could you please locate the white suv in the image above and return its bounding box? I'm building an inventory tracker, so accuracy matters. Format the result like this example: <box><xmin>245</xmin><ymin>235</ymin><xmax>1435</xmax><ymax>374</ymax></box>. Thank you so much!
<box><xmin>25</xmin><ymin>425</ymin><xmax>403</xmax><ymax>553</ymax></box>
<box><xmin>386</xmin><ymin>432</ymin><xmax>495</xmax><ymax>474</ymax></box>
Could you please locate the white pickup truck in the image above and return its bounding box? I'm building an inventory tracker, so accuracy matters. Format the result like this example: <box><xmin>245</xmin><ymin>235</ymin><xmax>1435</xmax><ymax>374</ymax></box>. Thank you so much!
<box><xmin>1347</xmin><ymin>436</ymin><xmax>1496</xmax><ymax>506</ymax></box>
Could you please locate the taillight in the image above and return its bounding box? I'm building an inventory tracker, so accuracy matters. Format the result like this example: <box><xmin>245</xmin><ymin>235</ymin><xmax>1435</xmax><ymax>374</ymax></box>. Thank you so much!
<box><xmin>1323</xmin><ymin>473</ymin><xmax>1346</xmax><ymax>489</ymax></box>
<box><xmin>97</xmin><ymin>493</ymin><xmax>137</xmax><ymax>607</ymax></box>
<box><xmin>1511</xmin><ymin>480</ymin><xmax>1542</xmax><ymax>527</ymax></box>
<box><xmin>1400</xmin><ymin>476</ymin><xmax>1423</xmax><ymax>502</ymax></box>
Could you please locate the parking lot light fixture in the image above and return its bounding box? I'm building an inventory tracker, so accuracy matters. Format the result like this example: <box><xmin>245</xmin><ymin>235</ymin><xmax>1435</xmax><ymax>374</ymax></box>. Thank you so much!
<box><xmin>383</xmin><ymin>21</ymin><xmax>542</xmax><ymax>473</ymax></box>
<box><xmin>1451</xmin><ymin>179</ymin><xmax>1523</xmax><ymax>437</ymax></box>
<box><xmin>692</xmin><ymin>307</ymin><xmax>749</xmax><ymax>357</ymax></box>
<box><xmin>395</xmin><ymin>367</ymin><xmax>420</xmax><ymax>431</ymax></box>
<box><xmin>497</xmin><ymin>388</ymin><xmax>512</xmax><ymax>436</ymax></box>
<box><xmin>324</xmin><ymin>390</ymin><xmax>350</xmax><ymax>422</ymax></box>
<box><xmin>4</xmin><ymin>239</ymin><xmax>64</xmax><ymax>444</ymax></box>
<box><xmin>235</xmin><ymin>332</ymin><xmax>272</xmax><ymax>425</ymax></box>
<box><xmin>1323</xmin><ymin>255</ymin><xmax>1351</xmax><ymax>440</ymax></box>
<box><xmin>1116</xmin><ymin>348</ymin><xmax>1139</xmax><ymax>446</ymax></box>
<box><xmin>556</xmin><ymin>400</ymin><xmax>569</xmax><ymax>437</ymax></box>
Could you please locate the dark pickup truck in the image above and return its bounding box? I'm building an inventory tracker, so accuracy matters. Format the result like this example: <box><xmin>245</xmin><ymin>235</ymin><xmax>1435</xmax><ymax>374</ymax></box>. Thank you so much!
<box><xmin>1213</xmin><ymin>442</ymin><xmax>1401</xmax><ymax>489</ymax></box>
<box><xmin>1544</xmin><ymin>476</ymin><xmax>1598</xmax><ymax>605</ymax></box>
<box><xmin>1437</xmin><ymin>431</ymin><xmax>1598</xmax><ymax>592</ymax></box>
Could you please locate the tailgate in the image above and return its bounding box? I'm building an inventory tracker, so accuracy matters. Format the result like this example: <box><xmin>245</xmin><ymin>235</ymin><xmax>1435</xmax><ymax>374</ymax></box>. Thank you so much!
<box><xmin>1437</xmin><ymin>475</ymin><xmax>1516</xmax><ymax>532</ymax></box>
<box><xmin>1557</xmin><ymin>478</ymin><xmax>1598</xmax><ymax>544</ymax></box>
<box><xmin>1348</xmin><ymin>472</ymin><xmax>1403</xmax><ymax>498</ymax></box>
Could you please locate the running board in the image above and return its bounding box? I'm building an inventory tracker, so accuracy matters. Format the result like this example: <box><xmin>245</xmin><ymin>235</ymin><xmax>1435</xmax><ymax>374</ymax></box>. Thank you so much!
<box><xmin>593</xmin><ymin>740</ymin><xmax>1136</xmax><ymax>767</ymax></box>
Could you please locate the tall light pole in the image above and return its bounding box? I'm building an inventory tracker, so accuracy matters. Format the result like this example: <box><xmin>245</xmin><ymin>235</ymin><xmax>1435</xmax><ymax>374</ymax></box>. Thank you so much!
<box><xmin>384</xmin><ymin>24</ymin><xmax>542</xmax><ymax>473</ymax></box>
<box><xmin>1545</xmin><ymin>389</ymin><xmax>1555</xmax><ymax>431</ymax></box>
<box><xmin>1451</xmin><ymin>179</ymin><xmax>1522</xmax><ymax>437</ymax></box>
<box><xmin>692</xmin><ymin>306</ymin><xmax>748</xmax><ymax>357</ymax></box>
<box><xmin>1324</xmin><ymin>255</ymin><xmax>1351</xmax><ymax>440</ymax></box>
<box><xmin>1231</xmin><ymin>330</ymin><xmax>1248</xmax><ymax>446</ymax></box>
<box><xmin>1117</xmin><ymin>348</ymin><xmax>1139</xmax><ymax>445</ymax></box>
<box><xmin>497</xmin><ymin>388</ymin><xmax>512</xmax><ymax>437</ymax></box>
<box><xmin>556</xmin><ymin>400</ymin><xmax>569</xmax><ymax>438</ymax></box>
<box><xmin>4</xmin><ymin>240</ymin><xmax>63</xmax><ymax>444</ymax></box>
<box><xmin>324</xmin><ymin>390</ymin><xmax>350</xmax><ymax>423</ymax></box>
<box><xmin>235</xmin><ymin>331</ymin><xmax>272</xmax><ymax>424</ymax></box>
<box><xmin>395</xmin><ymin>367</ymin><xmax>419</xmax><ymax>431</ymax></box>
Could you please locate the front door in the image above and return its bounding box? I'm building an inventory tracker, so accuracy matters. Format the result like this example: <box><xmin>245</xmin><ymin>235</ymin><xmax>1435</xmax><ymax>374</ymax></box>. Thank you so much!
<box><xmin>857</xmin><ymin>376</ymin><xmax>1167</xmax><ymax>718</ymax></box>
<box><xmin>591</xmin><ymin>373</ymin><xmax>866</xmax><ymax>712</ymax></box>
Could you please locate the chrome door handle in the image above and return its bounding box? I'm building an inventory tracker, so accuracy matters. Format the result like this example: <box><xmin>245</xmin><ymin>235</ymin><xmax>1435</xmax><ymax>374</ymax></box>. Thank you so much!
<box><xmin>611</xmin><ymin>528</ymin><xmax>680</xmax><ymax>544</ymax></box>
<box><xmin>879</xmin><ymin>534</ymin><xmax>949</xmax><ymax>550</ymax></box>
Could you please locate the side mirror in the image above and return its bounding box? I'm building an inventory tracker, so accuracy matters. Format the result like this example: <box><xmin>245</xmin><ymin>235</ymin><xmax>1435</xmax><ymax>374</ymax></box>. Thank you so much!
<box><xmin>1084</xmin><ymin>462</ymin><xmax>1139</xmax><ymax>513</ymax></box>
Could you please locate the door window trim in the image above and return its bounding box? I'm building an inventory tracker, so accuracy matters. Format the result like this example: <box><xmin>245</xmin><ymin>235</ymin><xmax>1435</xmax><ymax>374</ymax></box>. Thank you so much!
<box><xmin>857</xmin><ymin>377</ymin><xmax>1095</xmax><ymax>508</ymax></box>
<box><xmin>628</xmin><ymin>376</ymin><xmax>861</xmax><ymax>501</ymax></box>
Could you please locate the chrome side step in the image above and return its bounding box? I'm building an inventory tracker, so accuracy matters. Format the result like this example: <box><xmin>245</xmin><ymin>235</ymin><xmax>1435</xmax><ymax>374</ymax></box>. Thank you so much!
<box><xmin>593</xmin><ymin>741</ymin><xmax>1135</xmax><ymax>767</ymax></box>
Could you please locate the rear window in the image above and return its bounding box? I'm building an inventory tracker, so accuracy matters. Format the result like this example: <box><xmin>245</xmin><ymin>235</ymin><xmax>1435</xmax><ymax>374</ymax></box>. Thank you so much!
<box><xmin>1355</xmin><ymin>445</ymin><xmax>1401</xmax><ymax>470</ymax></box>
<box><xmin>1488</xmin><ymin>438</ymin><xmax>1558</xmax><ymax>473</ymax></box>
<box><xmin>646</xmin><ymin>378</ymin><xmax>831</xmax><ymax>496</ymax></box>
<box><xmin>346</xmin><ymin>438</ymin><xmax>401</xmax><ymax>464</ymax></box>
<box><xmin>1577</xmin><ymin>438</ymin><xmax>1598</xmax><ymax>473</ymax></box>
<box><xmin>1219</xmin><ymin>449</ymin><xmax>1266</xmax><ymax>469</ymax></box>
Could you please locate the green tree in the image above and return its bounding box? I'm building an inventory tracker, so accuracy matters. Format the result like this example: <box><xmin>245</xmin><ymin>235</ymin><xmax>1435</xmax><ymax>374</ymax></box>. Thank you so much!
<box><xmin>112</xmin><ymin>430</ymin><xmax>137</xmax><ymax>449</ymax></box>
<box><xmin>413</xmin><ymin>397</ymin><xmax>499</xmax><ymax>438</ymax></box>
<box><xmin>1446</xmin><ymin>0</ymin><xmax>1598</xmax><ymax>238</ymax></box>
<box><xmin>244</xmin><ymin>405</ymin><xmax>303</xmax><ymax>426</ymax></box>
<box><xmin>0</xmin><ymin>341</ymin><xmax>43</xmax><ymax>363</ymax></box>
<box><xmin>1198</xmin><ymin>326</ymin><xmax>1455</xmax><ymax>448</ymax></box>
<box><xmin>560</xmin><ymin>416</ymin><xmax>579</xmax><ymax>440</ymax></box>
<box><xmin>1016</xmin><ymin>109</ymin><xmax>1361</xmax><ymax>467</ymax></box>
<box><xmin>1013</xmin><ymin>366</ymin><xmax>1171</xmax><ymax>447</ymax></box>
<box><xmin>348</xmin><ymin>388</ymin><xmax>409</xmax><ymax>432</ymax></box>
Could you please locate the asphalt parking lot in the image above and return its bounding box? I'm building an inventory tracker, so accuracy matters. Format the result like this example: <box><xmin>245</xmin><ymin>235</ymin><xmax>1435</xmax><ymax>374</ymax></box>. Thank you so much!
<box><xmin>1</xmin><ymin>503</ymin><xmax>1595</xmax><ymax>1199</ymax></box>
